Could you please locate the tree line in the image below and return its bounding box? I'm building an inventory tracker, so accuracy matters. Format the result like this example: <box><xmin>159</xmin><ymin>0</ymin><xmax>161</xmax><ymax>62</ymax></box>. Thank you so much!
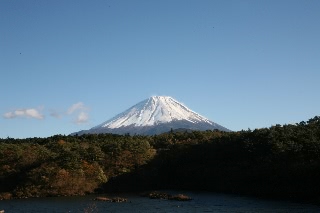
<box><xmin>0</xmin><ymin>116</ymin><xmax>320</xmax><ymax>202</ymax></box>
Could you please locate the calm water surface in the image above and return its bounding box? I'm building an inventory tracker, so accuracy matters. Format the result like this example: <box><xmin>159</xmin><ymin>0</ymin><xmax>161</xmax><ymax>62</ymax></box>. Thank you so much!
<box><xmin>0</xmin><ymin>191</ymin><xmax>319</xmax><ymax>213</ymax></box>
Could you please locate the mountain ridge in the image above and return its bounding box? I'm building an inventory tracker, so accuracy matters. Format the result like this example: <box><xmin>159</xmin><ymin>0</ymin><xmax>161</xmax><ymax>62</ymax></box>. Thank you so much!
<box><xmin>72</xmin><ymin>96</ymin><xmax>230</xmax><ymax>135</ymax></box>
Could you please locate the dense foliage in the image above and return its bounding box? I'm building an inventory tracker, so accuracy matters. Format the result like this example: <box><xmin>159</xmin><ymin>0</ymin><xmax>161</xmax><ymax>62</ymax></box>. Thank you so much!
<box><xmin>0</xmin><ymin>134</ymin><xmax>155</xmax><ymax>198</ymax></box>
<box><xmin>1</xmin><ymin>116</ymin><xmax>320</xmax><ymax>202</ymax></box>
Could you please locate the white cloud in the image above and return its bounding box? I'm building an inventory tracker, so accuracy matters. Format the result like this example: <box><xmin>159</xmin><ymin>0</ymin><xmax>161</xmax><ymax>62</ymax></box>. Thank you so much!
<box><xmin>50</xmin><ymin>110</ymin><xmax>63</xmax><ymax>119</ymax></box>
<box><xmin>66</xmin><ymin>102</ymin><xmax>90</xmax><ymax>125</ymax></box>
<box><xmin>3</xmin><ymin>112</ymin><xmax>16</xmax><ymax>118</ymax></box>
<box><xmin>67</xmin><ymin>102</ymin><xmax>87</xmax><ymax>114</ymax></box>
<box><xmin>75</xmin><ymin>112</ymin><xmax>89</xmax><ymax>124</ymax></box>
<box><xmin>3</xmin><ymin>103</ymin><xmax>90</xmax><ymax>126</ymax></box>
<box><xmin>3</xmin><ymin>108</ymin><xmax>44</xmax><ymax>120</ymax></box>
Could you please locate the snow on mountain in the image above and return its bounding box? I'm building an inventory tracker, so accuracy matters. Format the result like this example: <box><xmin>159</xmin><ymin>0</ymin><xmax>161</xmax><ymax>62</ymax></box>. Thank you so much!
<box><xmin>72</xmin><ymin>96</ymin><xmax>230</xmax><ymax>136</ymax></box>
<box><xmin>94</xmin><ymin>96</ymin><xmax>213</xmax><ymax>129</ymax></box>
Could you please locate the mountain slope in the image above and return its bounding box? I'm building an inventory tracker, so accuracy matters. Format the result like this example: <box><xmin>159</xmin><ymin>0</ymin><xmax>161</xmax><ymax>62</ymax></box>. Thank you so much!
<box><xmin>73</xmin><ymin>96</ymin><xmax>230</xmax><ymax>135</ymax></box>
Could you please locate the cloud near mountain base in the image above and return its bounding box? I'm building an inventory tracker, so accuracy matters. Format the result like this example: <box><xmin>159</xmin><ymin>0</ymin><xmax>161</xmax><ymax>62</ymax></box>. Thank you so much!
<box><xmin>75</xmin><ymin>112</ymin><xmax>89</xmax><ymax>124</ymax></box>
<box><xmin>67</xmin><ymin>102</ymin><xmax>90</xmax><ymax>124</ymax></box>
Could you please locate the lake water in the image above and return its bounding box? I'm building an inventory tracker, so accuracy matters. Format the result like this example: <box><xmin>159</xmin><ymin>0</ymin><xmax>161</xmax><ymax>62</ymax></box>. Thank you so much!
<box><xmin>0</xmin><ymin>191</ymin><xmax>319</xmax><ymax>213</ymax></box>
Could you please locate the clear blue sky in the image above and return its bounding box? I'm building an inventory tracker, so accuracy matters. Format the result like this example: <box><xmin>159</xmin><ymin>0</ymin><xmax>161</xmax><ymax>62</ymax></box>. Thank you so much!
<box><xmin>1</xmin><ymin>0</ymin><xmax>320</xmax><ymax>138</ymax></box>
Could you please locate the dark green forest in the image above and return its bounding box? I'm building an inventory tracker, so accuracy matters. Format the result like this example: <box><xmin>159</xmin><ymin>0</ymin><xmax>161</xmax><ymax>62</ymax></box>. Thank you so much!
<box><xmin>1</xmin><ymin>116</ymin><xmax>320</xmax><ymax>203</ymax></box>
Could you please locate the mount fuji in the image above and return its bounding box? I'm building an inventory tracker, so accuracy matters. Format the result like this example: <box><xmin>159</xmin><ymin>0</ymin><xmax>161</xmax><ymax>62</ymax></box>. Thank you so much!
<box><xmin>72</xmin><ymin>96</ymin><xmax>230</xmax><ymax>135</ymax></box>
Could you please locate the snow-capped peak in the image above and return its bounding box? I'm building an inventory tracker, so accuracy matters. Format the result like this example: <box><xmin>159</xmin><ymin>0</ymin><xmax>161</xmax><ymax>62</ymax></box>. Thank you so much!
<box><xmin>93</xmin><ymin>96</ymin><xmax>213</xmax><ymax>129</ymax></box>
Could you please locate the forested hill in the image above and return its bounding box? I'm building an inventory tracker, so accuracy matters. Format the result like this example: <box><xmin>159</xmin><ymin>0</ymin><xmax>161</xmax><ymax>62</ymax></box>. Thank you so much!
<box><xmin>0</xmin><ymin>116</ymin><xmax>320</xmax><ymax>202</ymax></box>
